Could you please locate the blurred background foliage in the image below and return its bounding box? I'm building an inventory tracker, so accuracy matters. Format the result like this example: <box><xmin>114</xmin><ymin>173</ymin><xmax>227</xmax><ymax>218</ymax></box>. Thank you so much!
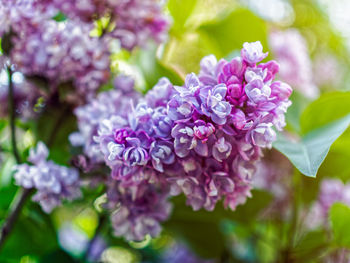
<box><xmin>1</xmin><ymin>0</ymin><xmax>350</xmax><ymax>262</ymax></box>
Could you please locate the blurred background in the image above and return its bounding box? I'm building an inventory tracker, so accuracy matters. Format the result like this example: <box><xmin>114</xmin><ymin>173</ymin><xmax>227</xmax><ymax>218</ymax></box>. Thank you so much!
<box><xmin>1</xmin><ymin>0</ymin><xmax>350</xmax><ymax>262</ymax></box>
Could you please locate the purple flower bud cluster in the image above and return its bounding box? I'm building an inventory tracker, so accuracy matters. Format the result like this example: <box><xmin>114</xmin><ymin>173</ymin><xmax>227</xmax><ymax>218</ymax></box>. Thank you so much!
<box><xmin>70</xmin><ymin>75</ymin><xmax>140</xmax><ymax>163</ymax></box>
<box><xmin>41</xmin><ymin>0</ymin><xmax>169</xmax><ymax>50</ymax></box>
<box><xmin>109</xmin><ymin>0</ymin><xmax>169</xmax><ymax>50</ymax></box>
<box><xmin>107</xmin><ymin>181</ymin><xmax>172</xmax><ymax>241</ymax></box>
<box><xmin>0</xmin><ymin>0</ymin><xmax>55</xmax><ymax>37</ymax></box>
<box><xmin>14</xmin><ymin>142</ymin><xmax>81</xmax><ymax>213</ymax></box>
<box><xmin>269</xmin><ymin>29</ymin><xmax>319</xmax><ymax>98</ymax></box>
<box><xmin>306</xmin><ymin>178</ymin><xmax>350</xmax><ymax>228</ymax></box>
<box><xmin>0</xmin><ymin>0</ymin><xmax>169</xmax><ymax>104</ymax></box>
<box><xmin>92</xmin><ymin>41</ymin><xmax>291</xmax><ymax>236</ymax></box>
<box><xmin>10</xmin><ymin>20</ymin><xmax>110</xmax><ymax>99</ymax></box>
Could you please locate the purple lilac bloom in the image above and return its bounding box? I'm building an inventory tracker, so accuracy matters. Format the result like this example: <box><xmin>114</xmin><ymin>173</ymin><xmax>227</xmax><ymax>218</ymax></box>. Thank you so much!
<box><xmin>93</xmin><ymin>42</ymin><xmax>291</xmax><ymax>240</ymax></box>
<box><xmin>10</xmin><ymin>20</ymin><xmax>110</xmax><ymax>100</ymax></box>
<box><xmin>42</xmin><ymin>0</ymin><xmax>169</xmax><ymax>51</ymax></box>
<box><xmin>107</xmin><ymin>181</ymin><xmax>172</xmax><ymax>241</ymax></box>
<box><xmin>306</xmin><ymin>179</ymin><xmax>350</xmax><ymax>229</ymax></box>
<box><xmin>0</xmin><ymin>0</ymin><xmax>55</xmax><ymax>37</ymax></box>
<box><xmin>269</xmin><ymin>29</ymin><xmax>319</xmax><ymax>98</ymax></box>
<box><xmin>70</xmin><ymin>75</ymin><xmax>140</xmax><ymax>163</ymax></box>
<box><xmin>313</xmin><ymin>53</ymin><xmax>343</xmax><ymax>88</ymax></box>
<box><xmin>14</xmin><ymin>142</ymin><xmax>81</xmax><ymax>213</ymax></box>
<box><xmin>109</xmin><ymin>0</ymin><xmax>169</xmax><ymax>50</ymax></box>
<box><xmin>241</xmin><ymin>41</ymin><xmax>268</xmax><ymax>65</ymax></box>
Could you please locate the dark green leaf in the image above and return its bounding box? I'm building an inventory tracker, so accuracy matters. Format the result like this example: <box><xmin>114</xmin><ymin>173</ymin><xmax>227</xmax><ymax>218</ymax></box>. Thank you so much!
<box><xmin>40</xmin><ymin>249</ymin><xmax>78</xmax><ymax>263</ymax></box>
<box><xmin>0</xmin><ymin>30</ymin><xmax>15</xmax><ymax>56</ymax></box>
<box><xmin>52</xmin><ymin>12</ymin><xmax>67</xmax><ymax>22</ymax></box>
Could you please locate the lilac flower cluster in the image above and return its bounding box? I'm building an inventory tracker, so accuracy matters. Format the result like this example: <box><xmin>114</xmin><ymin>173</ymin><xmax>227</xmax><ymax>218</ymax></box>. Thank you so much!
<box><xmin>269</xmin><ymin>29</ymin><xmax>319</xmax><ymax>98</ymax></box>
<box><xmin>10</xmin><ymin>20</ymin><xmax>110</xmax><ymax>99</ymax></box>
<box><xmin>306</xmin><ymin>178</ymin><xmax>350</xmax><ymax>229</ymax></box>
<box><xmin>0</xmin><ymin>0</ymin><xmax>55</xmax><ymax>37</ymax></box>
<box><xmin>70</xmin><ymin>75</ymin><xmax>140</xmax><ymax>164</ymax></box>
<box><xmin>42</xmin><ymin>0</ymin><xmax>169</xmax><ymax>50</ymax></box>
<box><xmin>0</xmin><ymin>0</ymin><xmax>169</xmax><ymax>104</ymax></box>
<box><xmin>85</xmin><ymin>41</ymin><xmax>292</xmax><ymax>240</ymax></box>
<box><xmin>107</xmin><ymin>181</ymin><xmax>172</xmax><ymax>241</ymax></box>
<box><xmin>313</xmin><ymin>53</ymin><xmax>343</xmax><ymax>88</ymax></box>
<box><xmin>14</xmin><ymin>142</ymin><xmax>81</xmax><ymax>213</ymax></box>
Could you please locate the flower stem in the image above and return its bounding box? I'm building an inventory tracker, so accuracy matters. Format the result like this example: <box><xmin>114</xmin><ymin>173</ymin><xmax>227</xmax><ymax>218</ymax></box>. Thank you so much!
<box><xmin>7</xmin><ymin>66</ymin><xmax>21</xmax><ymax>164</ymax></box>
<box><xmin>0</xmin><ymin>67</ymin><xmax>33</xmax><ymax>251</ymax></box>
<box><xmin>282</xmin><ymin>168</ymin><xmax>302</xmax><ymax>262</ymax></box>
<box><xmin>0</xmin><ymin>188</ymin><xmax>33</xmax><ymax>251</ymax></box>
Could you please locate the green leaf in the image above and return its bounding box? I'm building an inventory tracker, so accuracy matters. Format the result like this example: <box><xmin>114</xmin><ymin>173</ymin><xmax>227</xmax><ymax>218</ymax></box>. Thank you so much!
<box><xmin>0</xmin><ymin>211</ymin><xmax>58</xmax><ymax>261</ymax></box>
<box><xmin>40</xmin><ymin>249</ymin><xmax>78</xmax><ymax>263</ymax></box>
<box><xmin>293</xmin><ymin>230</ymin><xmax>329</xmax><ymax>262</ymax></box>
<box><xmin>329</xmin><ymin>202</ymin><xmax>350</xmax><ymax>247</ymax></box>
<box><xmin>0</xmin><ymin>30</ymin><xmax>15</xmax><ymax>56</ymax></box>
<box><xmin>273</xmin><ymin>114</ymin><xmax>350</xmax><ymax>177</ymax></box>
<box><xmin>133</xmin><ymin>46</ymin><xmax>184</xmax><ymax>91</ymax></box>
<box><xmin>199</xmin><ymin>9</ymin><xmax>267</xmax><ymax>57</ymax></box>
<box><xmin>285</xmin><ymin>91</ymin><xmax>310</xmax><ymax>133</ymax></box>
<box><xmin>33</xmin><ymin>105</ymin><xmax>76</xmax><ymax>165</ymax></box>
<box><xmin>300</xmin><ymin>91</ymin><xmax>350</xmax><ymax>134</ymax></box>
<box><xmin>52</xmin><ymin>12</ymin><xmax>67</xmax><ymax>22</ymax></box>
<box><xmin>168</xmin><ymin>0</ymin><xmax>197</xmax><ymax>32</ymax></box>
<box><xmin>164</xmin><ymin>190</ymin><xmax>272</xmax><ymax>258</ymax></box>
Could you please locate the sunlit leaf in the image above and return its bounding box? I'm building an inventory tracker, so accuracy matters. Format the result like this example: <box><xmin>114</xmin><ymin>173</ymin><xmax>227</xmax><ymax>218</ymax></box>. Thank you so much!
<box><xmin>199</xmin><ymin>9</ymin><xmax>267</xmax><ymax>57</ymax></box>
<box><xmin>329</xmin><ymin>202</ymin><xmax>350</xmax><ymax>247</ymax></box>
<box><xmin>274</xmin><ymin>114</ymin><xmax>350</xmax><ymax>177</ymax></box>
<box><xmin>168</xmin><ymin>0</ymin><xmax>198</xmax><ymax>33</ymax></box>
<box><xmin>300</xmin><ymin>91</ymin><xmax>350</xmax><ymax>134</ymax></box>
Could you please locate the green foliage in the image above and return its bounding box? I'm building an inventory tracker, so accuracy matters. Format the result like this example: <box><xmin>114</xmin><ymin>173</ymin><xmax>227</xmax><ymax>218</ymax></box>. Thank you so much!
<box><xmin>164</xmin><ymin>190</ymin><xmax>272</xmax><ymax>258</ymax></box>
<box><xmin>0</xmin><ymin>209</ymin><xmax>58</xmax><ymax>261</ymax></box>
<box><xmin>274</xmin><ymin>114</ymin><xmax>350</xmax><ymax>178</ymax></box>
<box><xmin>293</xmin><ymin>230</ymin><xmax>329</xmax><ymax>262</ymax></box>
<box><xmin>40</xmin><ymin>249</ymin><xmax>78</xmax><ymax>263</ymax></box>
<box><xmin>52</xmin><ymin>12</ymin><xmax>67</xmax><ymax>22</ymax></box>
<box><xmin>168</xmin><ymin>0</ymin><xmax>198</xmax><ymax>34</ymax></box>
<box><xmin>285</xmin><ymin>91</ymin><xmax>311</xmax><ymax>133</ymax></box>
<box><xmin>330</xmin><ymin>203</ymin><xmax>350</xmax><ymax>248</ymax></box>
<box><xmin>199</xmin><ymin>9</ymin><xmax>267</xmax><ymax>57</ymax></box>
<box><xmin>300</xmin><ymin>92</ymin><xmax>350</xmax><ymax>134</ymax></box>
<box><xmin>32</xmin><ymin>104</ymin><xmax>76</xmax><ymax>165</ymax></box>
<box><xmin>133</xmin><ymin>46</ymin><xmax>184</xmax><ymax>91</ymax></box>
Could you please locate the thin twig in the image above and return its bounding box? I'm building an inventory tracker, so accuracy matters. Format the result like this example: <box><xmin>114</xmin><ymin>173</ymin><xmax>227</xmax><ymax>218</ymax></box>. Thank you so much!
<box><xmin>283</xmin><ymin>169</ymin><xmax>301</xmax><ymax>262</ymax></box>
<box><xmin>7</xmin><ymin>66</ymin><xmax>21</xmax><ymax>163</ymax></box>
<box><xmin>0</xmin><ymin>67</ymin><xmax>33</xmax><ymax>251</ymax></box>
<box><xmin>0</xmin><ymin>188</ymin><xmax>33</xmax><ymax>250</ymax></box>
